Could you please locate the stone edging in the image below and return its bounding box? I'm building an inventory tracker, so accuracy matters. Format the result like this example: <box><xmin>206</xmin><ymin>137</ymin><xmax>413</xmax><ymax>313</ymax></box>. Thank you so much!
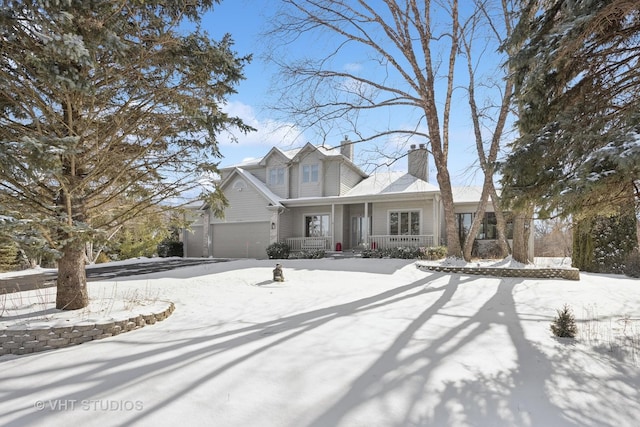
<box><xmin>0</xmin><ymin>301</ymin><xmax>175</xmax><ymax>356</ymax></box>
<box><xmin>416</xmin><ymin>264</ymin><xmax>580</xmax><ymax>281</ymax></box>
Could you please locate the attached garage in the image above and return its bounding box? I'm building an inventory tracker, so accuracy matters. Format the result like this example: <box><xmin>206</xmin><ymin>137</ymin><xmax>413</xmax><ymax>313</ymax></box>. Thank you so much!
<box><xmin>212</xmin><ymin>222</ymin><xmax>270</xmax><ymax>259</ymax></box>
<box><xmin>184</xmin><ymin>225</ymin><xmax>204</xmax><ymax>258</ymax></box>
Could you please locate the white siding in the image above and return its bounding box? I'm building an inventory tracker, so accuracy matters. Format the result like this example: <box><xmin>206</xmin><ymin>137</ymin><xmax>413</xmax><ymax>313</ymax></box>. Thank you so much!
<box><xmin>247</xmin><ymin>166</ymin><xmax>266</xmax><ymax>183</ymax></box>
<box><xmin>214</xmin><ymin>177</ymin><xmax>272</xmax><ymax>223</ymax></box>
<box><xmin>323</xmin><ymin>160</ymin><xmax>340</xmax><ymax>196</ymax></box>
<box><xmin>298</xmin><ymin>151</ymin><xmax>323</xmax><ymax>198</ymax></box>
<box><xmin>290</xmin><ymin>163</ymin><xmax>300</xmax><ymax>199</ymax></box>
<box><xmin>278</xmin><ymin>209</ymin><xmax>295</xmax><ymax>240</ymax></box>
<box><xmin>212</xmin><ymin>222</ymin><xmax>270</xmax><ymax>258</ymax></box>
<box><xmin>340</xmin><ymin>163</ymin><xmax>363</xmax><ymax>195</ymax></box>
<box><xmin>184</xmin><ymin>226</ymin><xmax>204</xmax><ymax>257</ymax></box>
<box><xmin>265</xmin><ymin>154</ymin><xmax>289</xmax><ymax>199</ymax></box>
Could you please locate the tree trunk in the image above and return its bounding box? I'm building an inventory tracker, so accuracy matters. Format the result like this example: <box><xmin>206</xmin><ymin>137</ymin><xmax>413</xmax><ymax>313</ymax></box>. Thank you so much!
<box><xmin>490</xmin><ymin>187</ymin><xmax>511</xmax><ymax>258</ymax></box>
<box><xmin>512</xmin><ymin>206</ymin><xmax>533</xmax><ymax>264</ymax></box>
<box><xmin>56</xmin><ymin>244</ymin><xmax>88</xmax><ymax>310</ymax></box>
<box><xmin>434</xmin><ymin>159</ymin><xmax>462</xmax><ymax>258</ymax></box>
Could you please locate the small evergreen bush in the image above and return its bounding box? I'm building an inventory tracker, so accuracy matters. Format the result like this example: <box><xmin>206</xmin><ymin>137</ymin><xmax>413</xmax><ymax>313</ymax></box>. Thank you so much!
<box><xmin>550</xmin><ymin>304</ymin><xmax>578</xmax><ymax>338</ymax></box>
<box><xmin>266</xmin><ymin>242</ymin><xmax>290</xmax><ymax>259</ymax></box>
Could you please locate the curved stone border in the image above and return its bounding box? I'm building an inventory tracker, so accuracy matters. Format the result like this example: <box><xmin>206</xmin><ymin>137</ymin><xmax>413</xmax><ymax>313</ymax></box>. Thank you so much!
<box><xmin>0</xmin><ymin>301</ymin><xmax>175</xmax><ymax>356</ymax></box>
<box><xmin>416</xmin><ymin>264</ymin><xmax>580</xmax><ymax>281</ymax></box>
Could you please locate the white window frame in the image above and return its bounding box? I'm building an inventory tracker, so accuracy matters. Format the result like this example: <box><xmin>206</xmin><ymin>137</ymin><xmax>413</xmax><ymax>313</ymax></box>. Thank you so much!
<box><xmin>388</xmin><ymin>210</ymin><xmax>421</xmax><ymax>235</ymax></box>
<box><xmin>304</xmin><ymin>213</ymin><xmax>331</xmax><ymax>237</ymax></box>
<box><xmin>268</xmin><ymin>166</ymin><xmax>285</xmax><ymax>186</ymax></box>
<box><xmin>302</xmin><ymin>163</ymin><xmax>319</xmax><ymax>183</ymax></box>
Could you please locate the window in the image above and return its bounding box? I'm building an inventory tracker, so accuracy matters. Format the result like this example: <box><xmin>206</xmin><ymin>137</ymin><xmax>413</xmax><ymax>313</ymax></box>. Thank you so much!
<box><xmin>457</xmin><ymin>213</ymin><xmax>473</xmax><ymax>242</ymax></box>
<box><xmin>389</xmin><ymin>211</ymin><xmax>420</xmax><ymax>235</ymax></box>
<box><xmin>302</xmin><ymin>163</ymin><xmax>319</xmax><ymax>183</ymax></box>
<box><xmin>305</xmin><ymin>214</ymin><xmax>330</xmax><ymax>237</ymax></box>
<box><xmin>457</xmin><ymin>212</ymin><xmax>514</xmax><ymax>241</ymax></box>
<box><xmin>268</xmin><ymin>167</ymin><xmax>285</xmax><ymax>186</ymax></box>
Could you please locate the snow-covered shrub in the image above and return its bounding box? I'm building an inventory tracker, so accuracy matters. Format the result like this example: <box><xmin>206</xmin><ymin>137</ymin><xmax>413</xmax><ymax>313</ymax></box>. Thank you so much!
<box><xmin>550</xmin><ymin>304</ymin><xmax>578</xmax><ymax>338</ymax></box>
<box><xmin>290</xmin><ymin>249</ymin><xmax>324</xmax><ymax>259</ymax></box>
<box><xmin>266</xmin><ymin>242</ymin><xmax>290</xmax><ymax>259</ymax></box>
<box><xmin>361</xmin><ymin>248</ymin><xmax>383</xmax><ymax>258</ymax></box>
<box><xmin>419</xmin><ymin>246</ymin><xmax>447</xmax><ymax>260</ymax></box>
<box><xmin>362</xmin><ymin>246</ymin><xmax>426</xmax><ymax>259</ymax></box>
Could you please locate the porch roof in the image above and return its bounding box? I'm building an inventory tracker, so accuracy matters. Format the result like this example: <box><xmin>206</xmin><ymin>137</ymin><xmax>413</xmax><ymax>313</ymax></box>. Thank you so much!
<box><xmin>282</xmin><ymin>171</ymin><xmax>440</xmax><ymax>207</ymax></box>
<box><xmin>452</xmin><ymin>186</ymin><xmax>500</xmax><ymax>203</ymax></box>
<box><xmin>345</xmin><ymin>172</ymin><xmax>439</xmax><ymax>196</ymax></box>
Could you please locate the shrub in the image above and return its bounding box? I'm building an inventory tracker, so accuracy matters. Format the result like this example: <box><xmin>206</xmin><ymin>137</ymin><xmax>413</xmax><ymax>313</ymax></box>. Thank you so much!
<box><xmin>419</xmin><ymin>246</ymin><xmax>447</xmax><ymax>260</ymax></box>
<box><xmin>266</xmin><ymin>242</ymin><xmax>290</xmax><ymax>259</ymax></box>
<box><xmin>623</xmin><ymin>248</ymin><xmax>640</xmax><ymax>278</ymax></box>
<box><xmin>290</xmin><ymin>249</ymin><xmax>324</xmax><ymax>259</ymax></box>
<box><xmin>95</xmin><ymin>252</ymin><xmax>111</xmax><ymax>264</ymax></box>
<box><xmin>550</xmin><ymin>304</ymin><xmax>578</xmax><ymax>338</ymax></box>
<box><xmin>361</xmin><ymin>248</ymin><xmax>383</xmax><ymax>258</ymax></box>
<box><xmin>157</xmin><ymin>239</ymin><xmax>184</xmax><ymax>257</ymax></box>
<box><xmin>362</xmin><ymin>246</ymin><xmax>442</xmax><ymax>259</ymax></box>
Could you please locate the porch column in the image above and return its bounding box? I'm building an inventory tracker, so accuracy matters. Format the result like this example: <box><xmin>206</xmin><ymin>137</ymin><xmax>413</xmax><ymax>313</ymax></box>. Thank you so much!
<box><xmin>364</xmin><ymin>202</ymin><xmax>369</xmax><ymax>245</ymax></box>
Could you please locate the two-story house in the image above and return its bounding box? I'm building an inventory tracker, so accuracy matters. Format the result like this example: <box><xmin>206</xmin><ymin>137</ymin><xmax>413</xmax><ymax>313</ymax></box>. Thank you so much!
<box><xmin>183</xmin><ymin>138</ymin><xmax>513</xmax><ymax>259</ymax></box>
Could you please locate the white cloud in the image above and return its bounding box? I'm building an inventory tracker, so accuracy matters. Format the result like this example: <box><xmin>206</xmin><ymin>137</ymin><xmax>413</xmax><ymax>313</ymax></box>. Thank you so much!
<box><xmin>219</xmin><ymin>101</ymin><xmax>305</xmax><ymax>148</ymax></box>
<box><xmin>343</xmin><ymin>62</ymin><xmax>363</xmax><ymax>73</ymax></box>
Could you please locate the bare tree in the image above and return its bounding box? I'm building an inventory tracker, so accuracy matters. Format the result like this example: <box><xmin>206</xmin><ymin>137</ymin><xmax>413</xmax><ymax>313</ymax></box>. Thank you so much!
<box><xmin>460</xmin><ymin>0</ymin><xmax>515</xmax><ymax>261</ymax></box>
<box><xmin>263</xmin><ymin>0</ymin><xmax>517</xmax><ymax>258</ymax></box>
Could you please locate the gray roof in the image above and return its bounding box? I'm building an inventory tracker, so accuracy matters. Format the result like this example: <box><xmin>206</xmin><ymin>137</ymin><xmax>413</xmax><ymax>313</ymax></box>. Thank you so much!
<box><xmin>345</xmin><ymin>172</ymin><xmax>439</xmax><ymax>197</ymax></box>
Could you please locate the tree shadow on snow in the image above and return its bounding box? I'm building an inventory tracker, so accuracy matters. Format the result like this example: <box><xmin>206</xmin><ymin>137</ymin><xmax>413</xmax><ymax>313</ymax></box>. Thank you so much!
<box><xmin>2</xmin><ymin>271</ymin><xmax>639</xmax><ymax>427</ymax></box>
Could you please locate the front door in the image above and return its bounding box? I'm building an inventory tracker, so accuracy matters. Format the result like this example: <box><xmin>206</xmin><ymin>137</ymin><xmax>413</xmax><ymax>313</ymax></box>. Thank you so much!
<box><xmin>351</xmin><ymin>216</ymin><xmax>371</xmax><ymax>249</ymax></box>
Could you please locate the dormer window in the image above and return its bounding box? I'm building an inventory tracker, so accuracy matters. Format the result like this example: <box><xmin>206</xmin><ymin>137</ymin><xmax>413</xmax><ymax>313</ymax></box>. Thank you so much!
<box><xmin>269</xmin><ymin>167</ymin><xmax>285</xmax><ymax>186</ymax></box>
<box><xmin>302</xmin><ymin>163</ymin><xmax>319</xmax><ymax>183</ymax></box>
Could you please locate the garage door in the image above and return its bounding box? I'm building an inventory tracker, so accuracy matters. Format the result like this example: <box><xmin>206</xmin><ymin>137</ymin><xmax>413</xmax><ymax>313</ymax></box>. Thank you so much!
<box><xmin>212</xmin><ymin>222</ymin><xmax>270</xmax><ymax>259</ymax></box>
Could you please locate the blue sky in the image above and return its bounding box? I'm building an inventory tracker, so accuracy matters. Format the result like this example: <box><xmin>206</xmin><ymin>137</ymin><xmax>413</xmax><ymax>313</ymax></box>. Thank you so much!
<box><xmin>199</xmin><ymin>1</ymin><xmax>511</xmax><ymax>186</ymax></box>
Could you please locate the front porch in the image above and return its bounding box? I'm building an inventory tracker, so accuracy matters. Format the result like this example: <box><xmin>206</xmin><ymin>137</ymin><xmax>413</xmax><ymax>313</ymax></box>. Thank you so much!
<box><xmin>280</xmin><ymin>198</ymin><xmax>440</xmax><ymax>253</ymax></box>
<box><xmin>284</xmin><ymin>234</ymin><xmax>435</xmax><ymax>252</ymax></box>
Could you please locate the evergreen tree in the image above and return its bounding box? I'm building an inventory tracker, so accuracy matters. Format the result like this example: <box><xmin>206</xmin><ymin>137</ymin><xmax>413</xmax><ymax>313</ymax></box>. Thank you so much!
<box><xmin>0</xmin><ymin>0</ymin><xmax>252</xmax><ymax>309</ymax></box>
<box><xmin>501</xmin><ymin>1</ymin><xmax>640</xmax><ymax>231</ymax></box>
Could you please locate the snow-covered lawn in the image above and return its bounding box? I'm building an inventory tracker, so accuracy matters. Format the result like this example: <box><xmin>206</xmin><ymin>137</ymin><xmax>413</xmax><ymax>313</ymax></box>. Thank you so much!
<box><xmin>1</xmin><ymin>258</ymin><xmax>639</xmax><ymax>427</ymax></box>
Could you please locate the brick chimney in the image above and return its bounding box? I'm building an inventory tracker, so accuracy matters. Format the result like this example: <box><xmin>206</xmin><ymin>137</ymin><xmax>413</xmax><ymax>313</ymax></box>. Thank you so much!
<box><xmin>340</xmin><ymin>135</ymin><xmax>353</xmax><ymax>161</ymax></box>
<box><xmin>408</xmin><ymin>143</ymin><xmax>428</xmax><ymax>182</ymax></box>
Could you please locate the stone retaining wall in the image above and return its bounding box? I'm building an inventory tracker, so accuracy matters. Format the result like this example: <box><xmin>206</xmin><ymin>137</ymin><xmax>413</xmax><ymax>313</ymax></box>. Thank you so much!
<box><xmin>416</xmin><ymin>264</ymin><xmax>580</xmax><ymax>281</ymax></box>
<box><xmin>0</xmin><ymin>301</ymin><xmax>175</xmax><ymax>356</ymax></box>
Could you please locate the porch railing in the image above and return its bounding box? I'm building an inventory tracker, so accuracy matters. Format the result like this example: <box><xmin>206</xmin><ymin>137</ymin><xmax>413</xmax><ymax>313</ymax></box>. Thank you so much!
<box><xmin>369</xmin><ymin>235</ymin><xmax>434</xmax><ymax>249</ymax></box>
<box><xmin>284</xmin><ymin>237</ymin><xmax>332</xmax><ymax>252</ymax></box>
